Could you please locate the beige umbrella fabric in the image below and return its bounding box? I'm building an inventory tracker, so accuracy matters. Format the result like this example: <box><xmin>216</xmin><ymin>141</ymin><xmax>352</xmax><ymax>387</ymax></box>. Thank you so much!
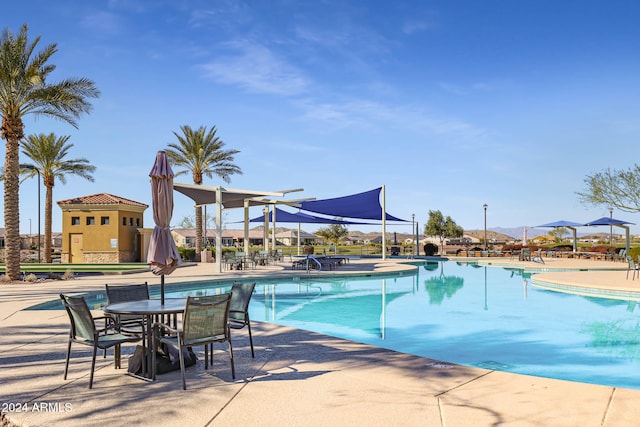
<box><xmin>147</xmin><ymin>151</ymin><xmax>181</xmax><ymax>303</ymax></box>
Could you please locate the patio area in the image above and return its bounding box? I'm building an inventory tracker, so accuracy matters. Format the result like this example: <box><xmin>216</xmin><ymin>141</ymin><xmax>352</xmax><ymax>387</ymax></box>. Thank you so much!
<box><xmin>3</xmin><ymin>257</ymin><xmax>640</xmax><ymax>426</ymax></box>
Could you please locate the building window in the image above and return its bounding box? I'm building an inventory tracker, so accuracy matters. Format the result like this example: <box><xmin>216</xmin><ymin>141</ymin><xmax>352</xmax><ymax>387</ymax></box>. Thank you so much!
<box><xmin>136</xmin><ymin>218</ymin><xmax>140</xmax><ymax>227</ymax></box>
<box><xmin>122</xmin><ymin>217</ymin><xmax>127</xmax><ymax>226</ymax></box>
<box><xmin>101</xmin><ymin>216</ymin><xmax>109</xmax><ymax>225</ymax></box>
<box><xmin>71</xmin><ymin>216</ymin><xmax>80</xmax><ymax>226</ymax></box>
<box><xmin>129</xmin><ymin>218</ymin><xmax>133</xmax><ymax>226</ymax></box>
<box><xmin>86</xmin><ymin>216</ymin><xmax>95</xmax><ymax>225</ymax></box>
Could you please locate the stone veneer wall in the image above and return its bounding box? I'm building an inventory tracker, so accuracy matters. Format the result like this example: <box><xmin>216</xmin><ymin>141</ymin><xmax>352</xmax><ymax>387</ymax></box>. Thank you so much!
<box><xmin>79</xmin><ymin>251</ymin><xmax>136</xmax><ymax>263</ymax></box>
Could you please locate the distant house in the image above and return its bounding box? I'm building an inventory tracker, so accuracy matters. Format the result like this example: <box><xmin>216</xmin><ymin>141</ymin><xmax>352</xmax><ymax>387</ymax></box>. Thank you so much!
<box><xmin>57</xmin><ymin>193</ymin><xmax>148</xmax><ymax>263</ymax></box>
<box><xmin>274</xmin><ymin>229</ymin><xmax>320</xmax><ymax>246</ymax></box>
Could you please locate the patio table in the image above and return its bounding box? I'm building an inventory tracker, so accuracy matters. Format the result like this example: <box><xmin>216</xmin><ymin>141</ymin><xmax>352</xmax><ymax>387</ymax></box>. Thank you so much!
<box><xmin>104</xmin><ymin>298</ymin><xmax>186</xmax><ymax>379</ymax></box>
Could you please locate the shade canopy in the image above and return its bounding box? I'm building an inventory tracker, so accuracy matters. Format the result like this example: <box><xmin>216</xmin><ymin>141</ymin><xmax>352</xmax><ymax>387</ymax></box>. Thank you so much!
<box><xmin>535</xmin><ymin>220</ymin><xmax>582</xmax><ymax>252</ymax></box>
<box><xmin>173</xmin><ymin>182</ymin><xmax>286</xmax><ymax>209</ymax></box>
<box><xmin>584</xmin><ymin>216</ymin><xmax>635</xmax><ymax>253</ymax></box>
<box><xmin>299</xmin><ymin>187</ymin><xmax>406</xmax><ymax>221</ymax></box>
<box><xmin>583</xmin><ymin>217</ymin><xmax>635</xmax><ymax>227</ymax></box>
<box><xmin>536</xmin><ymin>220</ymin><xmax>583</xmax><ymax>228</ymax></box>
<box><xmin>248</xmin><ymin>207</ymin><xmax>370</xmax><ymax>224</ymax></box>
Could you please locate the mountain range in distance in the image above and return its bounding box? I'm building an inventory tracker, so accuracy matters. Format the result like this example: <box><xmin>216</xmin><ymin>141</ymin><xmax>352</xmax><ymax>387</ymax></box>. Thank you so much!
<box><xmin>475</xmin><ymin>226</ymin><xmax>610</xmax><ymax>240</ymax></box>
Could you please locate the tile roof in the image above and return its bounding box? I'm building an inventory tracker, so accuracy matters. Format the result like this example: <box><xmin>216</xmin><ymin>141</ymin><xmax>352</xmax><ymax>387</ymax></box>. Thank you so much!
<box><xmin>57</xmin><ymin>193</ymin><xmax>148</xmax><ymax>208</ymax></box>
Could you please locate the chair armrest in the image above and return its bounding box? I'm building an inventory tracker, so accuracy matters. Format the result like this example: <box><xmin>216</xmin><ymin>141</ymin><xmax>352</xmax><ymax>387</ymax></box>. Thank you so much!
<box><xmin>153</xmin><ymin>322</ymin><xmax>179</xmax><ymax>336</ymax></box>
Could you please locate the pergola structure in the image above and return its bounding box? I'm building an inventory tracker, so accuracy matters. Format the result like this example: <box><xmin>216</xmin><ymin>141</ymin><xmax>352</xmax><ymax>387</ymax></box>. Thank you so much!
<box><xmin>173</xmin><ymin>182</ymin><xmax>302</xmax><ymax>272</ymax></box>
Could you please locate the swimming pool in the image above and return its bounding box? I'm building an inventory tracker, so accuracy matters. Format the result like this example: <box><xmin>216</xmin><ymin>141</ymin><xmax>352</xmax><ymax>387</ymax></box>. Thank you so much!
<box><xmin>36</xmin><ymin>261</ymin><xmax>640</xmax><ymax>389</ymax></box>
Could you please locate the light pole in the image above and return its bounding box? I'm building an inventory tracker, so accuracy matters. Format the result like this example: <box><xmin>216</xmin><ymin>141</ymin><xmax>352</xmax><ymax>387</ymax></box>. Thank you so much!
<box><xmin>483</xmin><ymin>204</ymin><xmax>488</xmax><ymax>250</ymax></box>
<box><xmin>609</xmin><ymin>207</ymin><xmax>613</xmax><ymax>246</ymax></box>
<box><xmin>20</xmin><ymin>164</ymin><xmax>41</xmax><ymax>263</ymax></box>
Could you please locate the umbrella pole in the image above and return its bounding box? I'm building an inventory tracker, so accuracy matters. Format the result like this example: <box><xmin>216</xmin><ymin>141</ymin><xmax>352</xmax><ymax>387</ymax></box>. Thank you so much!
<box><xmin>161</xmin><ymin>274</ymin><xmax>165</xmax><ymax>305</ymax></box>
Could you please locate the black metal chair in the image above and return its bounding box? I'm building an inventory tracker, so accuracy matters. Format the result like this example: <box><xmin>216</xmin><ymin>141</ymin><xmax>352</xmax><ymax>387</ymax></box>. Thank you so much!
<box><xmin>229</xmin><ymin>282</ymin><xmax>256</xmax><ymax>357</ymax></box>
<box><xmin>60</xmin><ymin>294</ymin><xmax>142</xmax><ymax>389</ymax></box>
<box><xmin>105</xmin><ymin>283</ymin><xmax>150</xmax><ymax>345</ymax></box>
<box><xmin>153</xmin><ymin>294</ymin><xmax>235</xmax><ymax>389</ymax></box>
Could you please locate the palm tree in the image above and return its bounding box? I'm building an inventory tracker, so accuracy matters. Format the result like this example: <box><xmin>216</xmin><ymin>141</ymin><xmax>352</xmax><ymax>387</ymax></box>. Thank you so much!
<box><xmin>21</xmin><ymin>133</ymin><xmax>96</xmax><ymax>263</ymax></box>
<box><xmin>0</xmin><ymin>24</ymin><xmax>99</xmax><ymax>279</ymax></box>
<box><xmin>165</xmin><ymin>125</ymin><xmax>241</xmax><ymax>260</ymax></box>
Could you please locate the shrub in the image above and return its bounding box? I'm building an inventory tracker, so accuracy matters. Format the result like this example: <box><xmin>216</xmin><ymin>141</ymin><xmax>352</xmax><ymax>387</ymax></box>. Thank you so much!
<box><xmin>423</xmin><ymin>243</ymin><xmax>438</xmax><ymax>256</ymax></box>
<box><xmin>178</xmin><ymin>247</ymin><xmax>196</xmax><ymax>261</ymax></box>
<box><xmin>62</xmin><ymin>270</ymin><xmax>74</xmax><ymax>280</ymax></box>
<box><xmin>24</xmin><ymin>273</ymin><xmax>38</xmax><ymax>282</ymax></box>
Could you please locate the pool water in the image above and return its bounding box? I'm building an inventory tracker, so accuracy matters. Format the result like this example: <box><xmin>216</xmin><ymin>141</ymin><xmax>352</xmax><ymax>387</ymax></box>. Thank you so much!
<box><xmin>36</xmin><ymin>261</ymin><xmax>640</xmax><ymax>389</ymax></box>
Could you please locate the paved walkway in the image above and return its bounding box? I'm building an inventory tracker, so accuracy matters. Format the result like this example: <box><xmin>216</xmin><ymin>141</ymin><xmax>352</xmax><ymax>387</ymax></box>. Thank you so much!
<box><xmin>2</xmin><ymin>256</ymin><xmax>640</xmax><ymax>426</ymax></box>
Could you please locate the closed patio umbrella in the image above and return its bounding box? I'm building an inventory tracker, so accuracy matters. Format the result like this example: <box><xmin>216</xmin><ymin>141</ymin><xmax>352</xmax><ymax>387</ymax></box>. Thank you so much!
<box><xmin>147</xmin><ymin>151</ymin><xmax>181</xmax><ymax>304</ymax></box>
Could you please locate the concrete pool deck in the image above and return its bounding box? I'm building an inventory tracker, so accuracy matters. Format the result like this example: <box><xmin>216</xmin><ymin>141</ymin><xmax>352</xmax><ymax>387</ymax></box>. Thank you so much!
<box><xmin>2</xmin><ymin>256</ymin><xmax>640</xmax><ymax>426</ymax></box>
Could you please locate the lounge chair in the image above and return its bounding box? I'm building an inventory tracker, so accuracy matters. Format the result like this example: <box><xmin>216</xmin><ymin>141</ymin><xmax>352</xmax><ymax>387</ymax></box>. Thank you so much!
<box><xmin>532</xmin><ymin>249</ymin><xmax>544</xmax><ymax>264</ymax></box>
<box><xmin>153</xmin><ymin>294</ymin><xmax>235</xmax><ymax>389</ymax></box>
<box><xmin>60</xmin><ymin>294</ymin><xmax>142</xmax><ymax>389</ymax></box>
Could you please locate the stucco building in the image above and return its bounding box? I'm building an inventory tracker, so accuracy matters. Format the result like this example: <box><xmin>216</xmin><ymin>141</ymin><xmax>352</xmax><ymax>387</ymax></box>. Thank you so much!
<box><xmin>57</xmin><ymin>193</ymin><xmax>148</xmax><ymax>263</ymax></box>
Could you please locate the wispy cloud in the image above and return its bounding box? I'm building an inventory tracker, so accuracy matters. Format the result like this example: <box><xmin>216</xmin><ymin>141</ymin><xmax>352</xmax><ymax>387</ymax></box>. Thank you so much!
<box><xmin>296</xmin><ymin>97</ymin><xmax>488</xmax><ymax>141</ymax></box>
<box><xmin>80</xmin><ymin>11</ymin><xmax>123</xmax><ymax>35</ymax></box>
<box><xmin>201</xmin><ymin>40</ymin><xmax>309</xmax><ymax>96</ymax></box>
<box><xmin>439</xmin><ymin>81</ymin><xmax>494</xmax><ymax>95</ymax></box>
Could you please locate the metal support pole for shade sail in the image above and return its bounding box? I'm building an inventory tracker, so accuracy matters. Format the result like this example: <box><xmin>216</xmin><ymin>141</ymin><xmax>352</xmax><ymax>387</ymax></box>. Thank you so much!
<box><xmin>244</xmin><ymin>200</ymin><xmax>250</xmax><ymax>254</ymax></box>
<box><xmin>215</xmin><ymin>186</ymin><xmax>223</xmax><ymax>273</ymax></box>
<box><xmin>271</xmin><ymin>206</ymin><xmax>277</xmax><ymax>251</ymax></box>
<box><xmin>382</xmin><ymin>185</ymin><xmax>387</xmax><ymax>260</ymax></box>
<box><xmin>263</xmin><ymin>206</ymin><xmax>269</xmax><ymax>251</ymax></box>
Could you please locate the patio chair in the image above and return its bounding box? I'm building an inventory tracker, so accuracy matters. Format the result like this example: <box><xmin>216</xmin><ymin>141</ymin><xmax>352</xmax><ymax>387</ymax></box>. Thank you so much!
<box><xmin>153</xmin><ymin>294</ymin><xmax>235</xmax><ymax>389</ymax></box>
<box><xmin>60</xmin><ymin>294</ymin><xmax>142</xmax><ymax>389</ymax></box>
<box><xmin>532</xmin><ymin>249</ymin><xmax>545</xmax><ymax>264</ymax></box>
<box><xmin>229</xmin><ymin>282</ymin><xmax>257</xmax><ymax>357</ymax></box>
<box><xmin>105</xmin><ymin>283</ymin><xmax>150</xmax><ymax>348</ymax></box>
<box><xmin>627</xmin><ymin>256</ymin><xmax>639</xmax><ymax>280</ymax></box>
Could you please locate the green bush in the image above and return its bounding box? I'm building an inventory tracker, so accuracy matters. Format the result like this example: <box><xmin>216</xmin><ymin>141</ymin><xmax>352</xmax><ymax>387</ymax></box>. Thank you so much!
<box><xmin>178</xmin><ymin>247</ymin><xmax>196</xmax><ymax>261</ymax></box>
<box><xmin>423</xmin><ymin>243</ymin><xmax>438</xmax><ymax>256</ymax></box>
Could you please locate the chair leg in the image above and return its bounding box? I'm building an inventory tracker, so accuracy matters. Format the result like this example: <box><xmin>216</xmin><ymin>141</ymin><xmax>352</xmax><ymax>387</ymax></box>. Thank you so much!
<box><xmin>63</xmin><ymin>339</ymin><xmax>72</xmax><ymax>380</ymax></box>
<box><xmin>204</xmin><ymin>344</ymin><xmax>209</xmax><ymax>370</ymax></box>
<box><xmin>246</xmin><ymin>320</ymin><xmax>255</xmax><ymax>358</ymax></box>
<box><xmin>178</xmin><ymin>345</ymin><xmax>186</xmax><ymax>390</ymax></box>
<box><xmin>228</xmin><ymin>335</ymin><xmax>235</xmax><ymax>379</ymax></box>
<box><xmin>89</xmin><ymin>345</ymin><xmax>98</xmax><ymax>389</ymax></box>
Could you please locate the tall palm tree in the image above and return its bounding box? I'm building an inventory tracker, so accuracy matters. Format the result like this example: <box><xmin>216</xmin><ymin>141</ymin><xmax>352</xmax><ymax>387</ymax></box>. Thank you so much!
<box><xmin>0</xmin><ymin>24</ymin><xmax>99</xmax><ymax>279</ymax></box>
<box><xmin>165</xmin><ymin>125</ymin><xmax>242</xmax><ymax>260</ymax></box>
<box><xmin>21</xmin><ymin>133</ymin><xmax>96</xmax><ymax>263</ymax></box>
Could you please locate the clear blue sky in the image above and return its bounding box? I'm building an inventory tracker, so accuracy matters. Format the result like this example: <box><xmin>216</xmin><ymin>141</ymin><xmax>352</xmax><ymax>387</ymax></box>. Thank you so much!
<box><xmin>4</xmin><ymin>1</ymin><xmax>640</xmax><ymax>237</ymax></box>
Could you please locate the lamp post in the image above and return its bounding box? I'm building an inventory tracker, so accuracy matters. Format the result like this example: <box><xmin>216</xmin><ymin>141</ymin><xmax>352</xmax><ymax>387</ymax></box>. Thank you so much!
<box><xmin>609</xmin><ymin>207</ymin><xmax>613</xmax><ymax>246</ymax></box>
<box><xmin>483</xmin><ymin>204</ymin><xmax>488</xmax><ymax>250</ymax></box>
<box><xmin>20</xmin><ymin>164</ymin><xmax>41</xmax><ymax>263</ymax></box>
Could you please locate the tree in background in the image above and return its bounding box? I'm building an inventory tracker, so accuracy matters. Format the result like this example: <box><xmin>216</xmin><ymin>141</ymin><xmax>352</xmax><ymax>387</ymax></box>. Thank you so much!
<box><xmin>548</xmin><ymin>227</ymin><xmax>567</xmax><ymax>243</ymax></box>
<box><xmin>21</xmin><ymin>133</ymin><xmax>96</xmax><ymax>263</ymax></box>
<box><xmin>577</xmin><ymin>165</ymin><xmax>640</xmax><ymax>213</ymax></box>
<box><xmin>0</xmin><ymin>24</ymin><xmax>99</xmax><ymax>279</ymax></box>
<box><xmin>425</xmin><ymin>210</ymin><xmax>463</xmax><ymax>255</ymax></box>
<box><xmin>315</xmin><ymin>223</ymin><xmax>348</xmax><ymax>252</ymax></box>
<box><xmin>166</xmin><ymin>125</ymin><xmax>241</xmax><ymax>260</ymax></box>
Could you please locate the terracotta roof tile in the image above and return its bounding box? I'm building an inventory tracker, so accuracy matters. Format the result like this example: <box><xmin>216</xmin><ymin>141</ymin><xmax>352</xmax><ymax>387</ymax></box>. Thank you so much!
<box><xmin>57</xmin><ymin>193</ymin><xmax>148</xmax><ymax>208</ymax></box>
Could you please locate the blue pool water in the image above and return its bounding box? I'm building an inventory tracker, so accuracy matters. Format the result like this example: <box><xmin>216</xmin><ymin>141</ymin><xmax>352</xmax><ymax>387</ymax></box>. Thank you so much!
<box><xmin>35</xmin><ymin>261</ymin><xmax>640</xmax><ymax>389</ymax></box>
